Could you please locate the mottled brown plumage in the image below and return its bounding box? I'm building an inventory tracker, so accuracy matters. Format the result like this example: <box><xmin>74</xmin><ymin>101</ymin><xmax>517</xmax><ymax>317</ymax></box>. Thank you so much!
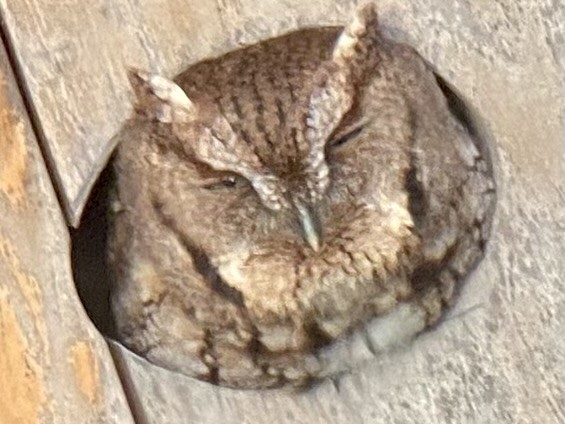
<box><xmin>109</xmin><ymin>3</ymin><xmax>495</xmax><ymax>389</ymax></box>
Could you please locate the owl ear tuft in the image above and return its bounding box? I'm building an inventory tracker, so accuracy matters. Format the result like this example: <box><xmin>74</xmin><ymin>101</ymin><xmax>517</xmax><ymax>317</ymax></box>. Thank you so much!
<box><xmin>127</xmin><ymin>68</ymin><xmax>196</xmax><ymax>123</ymax></box>
<box><xmin>300</xmin><ymin>4</ymin><xmax>379</xmax><ymax>200</ymax></box>
<box><xmin>332</xmin><ymin>2</ymin><xmax>380</xmax><ymax>68</ymax></box>
<box><xmin>305</xmin><ymin>2</ymin><xmax>381</xmax><ymax>142</ymax></box>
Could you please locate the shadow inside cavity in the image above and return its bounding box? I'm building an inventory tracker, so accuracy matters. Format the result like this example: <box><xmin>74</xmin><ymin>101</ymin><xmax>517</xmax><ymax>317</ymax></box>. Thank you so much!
<box><xmin>70</xmin><ymin>161</ymin><xmax>116</xmax><ymax>337</ymax></box>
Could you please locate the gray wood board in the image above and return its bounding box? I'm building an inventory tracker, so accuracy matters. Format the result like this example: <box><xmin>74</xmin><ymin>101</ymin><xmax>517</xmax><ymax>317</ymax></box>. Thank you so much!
<box><xmin>2</xmin><ymin>0</ymin><xmax>563</xmax><ymax>422</ymax></box>
<box><xmin>0</xmin><ymin>39</ymin><xmax>134</xmax><ymax>424</ymax></box>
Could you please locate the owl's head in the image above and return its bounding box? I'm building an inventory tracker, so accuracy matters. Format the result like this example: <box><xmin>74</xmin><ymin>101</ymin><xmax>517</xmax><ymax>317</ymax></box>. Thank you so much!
<box><xmin>122</xmin><ymin>3</ymin><xmax>430</xmax><ymax>348</ymax></box>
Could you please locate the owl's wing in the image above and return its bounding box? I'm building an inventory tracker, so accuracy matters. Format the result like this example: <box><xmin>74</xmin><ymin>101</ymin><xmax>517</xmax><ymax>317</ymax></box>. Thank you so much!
<box><xmin>403</xmin><ymin>58</ymin><xmax>496</xmax><ymax>322</ymax></box>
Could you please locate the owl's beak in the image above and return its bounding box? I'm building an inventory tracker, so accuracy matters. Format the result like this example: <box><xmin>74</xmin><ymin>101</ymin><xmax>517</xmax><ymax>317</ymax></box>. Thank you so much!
<box><xmin>294</xmin><ymin>202</ymin><xmax>321</xmax><ymax>252</ymax></box>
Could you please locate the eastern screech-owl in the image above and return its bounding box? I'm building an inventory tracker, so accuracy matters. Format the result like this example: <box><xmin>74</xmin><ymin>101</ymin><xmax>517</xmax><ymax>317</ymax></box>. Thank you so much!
<box><xmin>108</xmin><ymin>3</ymin><xmax>495</xmax><ymax>389</ymax></box>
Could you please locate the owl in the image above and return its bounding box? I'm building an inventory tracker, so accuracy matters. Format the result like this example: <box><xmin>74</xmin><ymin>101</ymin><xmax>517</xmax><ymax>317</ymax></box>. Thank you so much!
<box><xmin>108</xmin><ymin>3</ymin><xmax>495</xmax><ymax>389</ymax></box>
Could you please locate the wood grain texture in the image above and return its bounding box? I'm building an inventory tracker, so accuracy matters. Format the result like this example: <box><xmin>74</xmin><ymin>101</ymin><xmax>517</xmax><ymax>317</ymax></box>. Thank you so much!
<box><xmin>1</xmin><ymin>0</ymin><xmax>563</xmax><ymax>422</ymax></box>
<box><xmin>0</xmin><ymin>40</ymin><xmax>134</xmax><ymax>424</ymax></box>
<box><xmin>106</xmin><ymin>1</ymin><xmax>562</xmax><ymax>423</ymax></box>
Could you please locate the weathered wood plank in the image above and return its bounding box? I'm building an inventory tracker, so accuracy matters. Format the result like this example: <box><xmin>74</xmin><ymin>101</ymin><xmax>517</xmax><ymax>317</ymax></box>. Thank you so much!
<box><xmin>0</xmin><ymin>40</ymin><xmax>134</xmax><ymax>424</ymax></box>
<box><xmin>105</xmin><ymin>1</ymin><xmax>563</xmax><ymax>423</ymax></box>
<box><xmin>0</xmin><ymin>0</ymin><xmax>355</xmax><ymax>225</ymax></box>
<box><xmin>2</xmin><ymin>0</ymin><xmax>563</xmax><ymax>423</ymax></box>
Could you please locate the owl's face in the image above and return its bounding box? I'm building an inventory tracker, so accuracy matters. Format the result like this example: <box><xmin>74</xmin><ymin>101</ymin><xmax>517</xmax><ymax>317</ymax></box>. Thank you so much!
<box><xmin>146</xmin><ymin>77</ymin><xmax>413</xmax><ymax>257</ymax></box>
<box><xmin>121</xmin><ymin>5</ymin><xmax>423</xmax><ymax>349</ymax></box>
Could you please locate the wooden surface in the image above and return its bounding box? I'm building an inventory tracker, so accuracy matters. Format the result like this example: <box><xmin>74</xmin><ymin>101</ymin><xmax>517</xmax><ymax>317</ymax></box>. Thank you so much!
<box><xmin>0</xmin><ymin>39</ymin><xmax>134</xmax><ymax>424</ymax></box>
<box><xmin>1</xmin><ymin>0</ymin><xmax>563</xmax><ymax>423</ymax></box>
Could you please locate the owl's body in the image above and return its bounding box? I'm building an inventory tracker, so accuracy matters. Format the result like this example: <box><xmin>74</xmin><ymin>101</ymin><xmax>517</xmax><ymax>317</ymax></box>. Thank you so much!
<box><xmin>109</xmin><ymin>5</ymin><xmax>495</xmax><ymax>389</ymax></box>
